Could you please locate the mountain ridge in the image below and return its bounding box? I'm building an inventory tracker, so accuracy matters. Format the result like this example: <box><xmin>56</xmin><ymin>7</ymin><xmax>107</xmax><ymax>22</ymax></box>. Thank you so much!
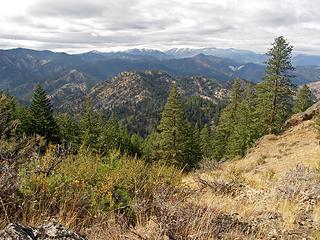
<box><xmin>1</xmin><ymin>47</ymin><xmax>320</xmax><ymax>104</ymax></box>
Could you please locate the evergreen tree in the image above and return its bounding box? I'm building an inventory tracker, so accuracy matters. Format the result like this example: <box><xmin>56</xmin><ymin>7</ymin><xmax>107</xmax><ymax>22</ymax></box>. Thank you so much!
<box><xmin>14</xmin><ymin>104</ymin><xmax>31</xmax><ymax>138</ymax></box>
<box><xmin>255</xmin><ymin>36</ymin><xmax>294</xmax><ymax>135</ymax></box>
<box><xmin>200</xmin><ymin>124</ymin><xmax>213</xmax><ymax>159</ymax></box>
<box><xmin>225</xmin><ymin>84</ymin><xmax>255</xmax><ymax>159</ymax></box>
<box><xmin>56</xmin><ymin>113</ymin><xmax>81</xmax><ymax>151</ymax></box>
<box><xmin>80</xmin><ymin>101</ymin><xmax>102</xmax><ymax>151</ymax></box>
<box><xmin>158</xmin><ymin>85</ymin><xmax>190</xmax><ymax>168</ymax></box>
<box><xmin>185</xmin><ymin>123</ymin><xmax>202</xmax><ymax>168</ymax></box>
<box><xmin>0</xmin><ymin>92</ymin><xmax>17</xmax><ymax>138</ymax></box>
<box><xmin>28</xmin><ymin>85</ymin><xmax>59</xmax><ymax>143</ymax></box>
<box><xmin>99</xmin><ymin>113</ymin><xmax>121</xmax><ymax>153</ymax></box>
<box><xmin>212</xmin><ymin>79</ymin><xmax>243</xmax><ymax>159</ymax></box>
<box><xmin>130</xmin><ymin>133</ymin><xmax>144</xmax><ymax>157</ymax></box>
<box><xmin>143</xmin><ymin>131</ymin><xmax>161</xmax><ymax>161</ymax></box>
<box><xmin>98</xmin><ymin>112</ymin><xmax>135</xmax><ymax>155</ymax></box>
<box><xmin>294</xmin><ymin>85</ymin><xmax>313</xmax><ymax>113</ymax></box>
<box><xmin>104</xmin><ymin>113</ymin><xmax>121</xmax><ymax>149</ymax></box>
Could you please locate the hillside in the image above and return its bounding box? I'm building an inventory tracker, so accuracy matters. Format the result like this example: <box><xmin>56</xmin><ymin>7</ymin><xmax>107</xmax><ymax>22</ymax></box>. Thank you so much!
<box><xmin>86</xmin><ymin>70</ymin><xmax>228</xmax><ymax>135</ymax></box>
<box><xmin>186</xmin><ymin>103</ymin><xmax>320</xmax><ymax>239</ymax></box>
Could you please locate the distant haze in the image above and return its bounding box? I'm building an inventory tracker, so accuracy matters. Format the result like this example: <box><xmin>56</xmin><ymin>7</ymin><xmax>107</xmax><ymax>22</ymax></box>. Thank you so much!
<box><xmin>1</xmin><ymin>0</ymin><xmax>320</xmax><ymax>54</ymax></box>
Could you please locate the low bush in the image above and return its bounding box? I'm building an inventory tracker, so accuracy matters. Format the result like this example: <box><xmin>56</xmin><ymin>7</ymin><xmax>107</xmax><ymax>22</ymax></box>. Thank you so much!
<box><xmin>15</xmin><ymin>146</ymin><xmax>182</xmax><ymax>228</ymax></box>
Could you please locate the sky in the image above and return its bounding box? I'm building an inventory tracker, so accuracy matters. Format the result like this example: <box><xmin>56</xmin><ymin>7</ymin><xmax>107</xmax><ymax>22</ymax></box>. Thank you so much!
<box><xmin>0</xmin><ymin>0</ymin><xmax>320</xmax><ymax>54</ymax></box>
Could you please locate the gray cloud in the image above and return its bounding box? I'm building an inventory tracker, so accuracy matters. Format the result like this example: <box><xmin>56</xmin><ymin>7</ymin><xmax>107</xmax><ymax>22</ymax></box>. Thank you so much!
<box><xmin>1</xmin><ymin>0</ymin><xmax>320</xmax><ymax>54</ymax></box>
<box><xmin>28</xmin><ymin>0</ymin><xmax>107</xmax><ymax>18</ymax></box>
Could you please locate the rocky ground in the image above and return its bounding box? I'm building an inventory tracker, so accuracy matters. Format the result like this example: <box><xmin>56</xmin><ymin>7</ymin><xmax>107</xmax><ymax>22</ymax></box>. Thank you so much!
<box><xmin>0</xmin><ymin>221</ymin><xmax>86</xmax><ymax>240</ymax></box>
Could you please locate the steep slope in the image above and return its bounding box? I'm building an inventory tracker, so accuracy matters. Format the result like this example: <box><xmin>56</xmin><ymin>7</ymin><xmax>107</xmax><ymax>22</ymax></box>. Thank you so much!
<box><xmin>187</xmin><ymin>103</ymin><xmax>320</xmax><ymax>239</ymax></box>
<box><xmin>86</xmin><ymin>70</ymin><xmax>228</xmax><ymax>135</ymax></box>
<box><xmin>47</xmin><ymin>69</ymin><xmax>98</xmax><ymax>112</ymax></box>
<box><xmin>89</xmin><ymin>70</ymin><xmax>227</xmax><ymax>112</ymax></box>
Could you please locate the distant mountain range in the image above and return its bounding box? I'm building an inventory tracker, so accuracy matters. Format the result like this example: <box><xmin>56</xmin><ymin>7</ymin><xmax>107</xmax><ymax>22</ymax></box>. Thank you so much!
<box><xmin>1</xmin><ymin>47</ymin><xmax>320</xmax><ymax>104</ymax></box>
<box><xmin>121</xmin><ymin>47</ymin><xmax>320</xmax><ymax>66</ymax></box>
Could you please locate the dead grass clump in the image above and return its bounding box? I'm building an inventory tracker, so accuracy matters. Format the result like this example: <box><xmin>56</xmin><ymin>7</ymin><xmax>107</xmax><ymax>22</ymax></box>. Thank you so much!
<box><xmin>265</xmin><ymin>168</ymin><xmax>276</xmax><ymax>180</ymax></box>
<box><xmin>274</xmin><ymin>164</ymin><xmax>320</xmax><ymax>237</ymax></box>
<box><xmin>127</xmin><ymin>187</ymin><xmax>258</xmax><ymax>240</ymax></box>
<box><xmin>277</xmin><ymin>164</ymin><xmax>320</xmax><ymax>207</ymax></box>
<box><xmin>267</xmin><ymin>135</ymin><xmax>278</xmax><ymax>141</ymax></box>
<box><xmin>256</xmin><ymin>155</ymin><xmax>267</xmax><ymax>166</ymax></box>
<box><xmin>197</xmin><ymin>159</ymin><xmax>220</xmax><ymax>173</ymax></box>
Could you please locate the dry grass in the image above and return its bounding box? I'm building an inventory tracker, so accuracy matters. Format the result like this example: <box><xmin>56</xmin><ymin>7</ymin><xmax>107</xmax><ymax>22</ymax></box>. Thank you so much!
<box><xmin>278</xmin><ymin>199</ymin><xmax>300</xmax><ymax>230</ymax></box>
<box><xmin>180</xmin><ymin>119</ymin><xmax>320</xmax><ymax>239</ymax></box>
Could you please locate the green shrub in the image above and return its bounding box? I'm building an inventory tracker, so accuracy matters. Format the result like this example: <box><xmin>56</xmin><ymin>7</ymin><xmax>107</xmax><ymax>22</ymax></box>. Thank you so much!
<box><xmin>18</xmin><ymin>146</ymin><xmax>182</xmax><ymax>227</ymax></box>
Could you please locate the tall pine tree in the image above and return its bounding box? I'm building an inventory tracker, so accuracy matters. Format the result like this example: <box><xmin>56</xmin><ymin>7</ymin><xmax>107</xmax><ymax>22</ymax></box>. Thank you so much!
<box><xmin>29</xmin><ymin>85</ymin><xmax>59</xmax><ymax>143</ymax></box>
<box><xmin>80</xmin><ymin>100</ymin><xmax>103</xmax><ymax>151</ymax></box>
<box><xmin>56</xmin><ymin>113</ymin><xmax>81</xmax><ymax>151</ymax></box>
<box><xmin>99</xmin><ymin>113</ymin><xmax>132</xmax><ymax>154</ymax></box>
<box><xmin>255</xmin><ymin>36</ymin><xmax>294</xmax><ymax>135</ymax></box>
<box><xmin>200</xmin><ymin>124</ymin><xmax>213</xmax><ymax>159</ymax></box>
<box><xmin>294</xmin><ymin>85</ymin><xmax>313</xmax><ymax>113</ymax></box>
<box><xmin>158</xmin><ymin>85</ymin><xmax>192</xmax><ymax>168</ymax></box>
<box><xmin>225</xmin><ymin>83</ymin><xmax>255</xmax><ymax>159</ymax></box>
<box><xmin>212</xmin><ymin>79</ymin><xmax>243</xmax><ymax>159</ymax></box>
<box><xmin>185</xmin><ymin>123</ymin><xmax>202</xmax><ymax>168</ymax></box>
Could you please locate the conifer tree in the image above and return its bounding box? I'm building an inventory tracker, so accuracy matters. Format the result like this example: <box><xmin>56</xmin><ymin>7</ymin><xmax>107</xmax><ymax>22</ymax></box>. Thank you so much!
<box><xmin>80</xmin><ymin>101</ymin><xmax>102</xmax><ymax>151</ymax></box>
<box><xmin>99</xmin><ymin>113</ymin><xmax>121</xmax><ymax>152</ymax></box>
<box><xmin>143</xmin><ymin>131</ymin><xmax>161</xmax><ymax>161</ymax></box>
<box><xmin>0</xmin><ymin>92</ymin><xmax>17</xmax><ymax>138</ymax></box>
<box><xmin>225</xmin><ymin>84</ymin><xmax>255</xmax><ymax>158</ymax></box>
<box><xmin>98</xmin><ymin>112</ymin><xmax>134</xmax><ymax>154</ymax></box>
<box><xmin>158</xmin><ymin>85</ymin><xmax>190</xmax><ymax>168</ymax></box>
<box><xmin>14</xmin><ymin>104</ymin><xmax>30</xmax><ymax>138</ymax></box>
<box><xmin>29</xmin><ymin>85</ymin><xmax>59</xmax><ymax>142</ymax></box>
<box><xmin>294</xmin><ymin>85</ymin><xmax>313</xmax><ymax>113</ymax></box>
<box><xmin>212</xmin><ymin>79</ymin><xmax>243</xmax><ymax>159</ymax></box>
<box><xmin>255</xmin><ymin>36</ymin><xmax>294</xmax><ymax>135</ymax></box>
<box><xmin>130</xmin><ymin>133</ymin><xmax>144</xmax><ymax>157</ymax></box>
<box><xmin>200</xmin><ymin>124</ymin><xmax>213</xmax><ymax>159</ymax></box>
<box><xmin>185</xmin><ymin>123</ymin><xmax>202</xmax><ymax>168</ymax></box>
<box><xmin>56</xmin><ymin>113</ymin><xmax>81</xmax><ymax>151</ymax></box>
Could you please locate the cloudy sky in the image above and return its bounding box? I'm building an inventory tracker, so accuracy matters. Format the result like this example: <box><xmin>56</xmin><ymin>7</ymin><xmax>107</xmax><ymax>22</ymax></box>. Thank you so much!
<box><xmin>0</xmin><ymin>0</ymin><xmax>319</xmax><ymax>54</ymax></box>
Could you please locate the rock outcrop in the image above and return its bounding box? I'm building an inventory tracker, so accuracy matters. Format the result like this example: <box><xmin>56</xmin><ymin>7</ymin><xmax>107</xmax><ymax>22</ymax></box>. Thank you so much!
<box><xmin>283</xmin><ymin>101</ymin><xmax>320</xmax><ymax>130</ymax></box>
<box><xmin>0</xmin><ymin>221</ymin><xmax>86</xmax><ymax>240</ymax></box>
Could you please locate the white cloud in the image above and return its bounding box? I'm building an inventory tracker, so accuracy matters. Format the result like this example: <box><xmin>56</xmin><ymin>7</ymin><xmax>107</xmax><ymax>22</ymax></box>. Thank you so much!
<box><xmin>0</xmin><ymin>0</ymin><xmax>319</xmax><ymax>54</ymax></box>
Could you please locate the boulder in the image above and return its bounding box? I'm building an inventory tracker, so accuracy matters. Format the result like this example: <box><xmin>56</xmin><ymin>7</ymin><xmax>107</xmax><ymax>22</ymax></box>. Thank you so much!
<box><xmin>283</xmin><ymin>101</ymin><xmax>320</xmax><ymax>130</ymax></box>
<box><xmin>0</xmin><ymin>221</ymin><xmax>86</xmax><ymax>240</ymax></box>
